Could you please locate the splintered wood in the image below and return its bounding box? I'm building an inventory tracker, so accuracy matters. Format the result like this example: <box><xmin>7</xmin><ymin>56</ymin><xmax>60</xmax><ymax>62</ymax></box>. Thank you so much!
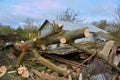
<box><xmin>100</xmin><ymin>40</ymin><xmax>119</xmax><ymax>64</ymax></box>
<box><xmin>58</xmin><ymin>23</ymin><xmax>63</xmax><ymax>28</ymax></box>
<box><xmin>100</xmin><ymin>40</ymin><xmax>115</xmax><ymax>58</ymax></box>
<box><xmin>84</xmin><ymin>28</ymin><xmax>89</xmax><ymax>38</ymax></box>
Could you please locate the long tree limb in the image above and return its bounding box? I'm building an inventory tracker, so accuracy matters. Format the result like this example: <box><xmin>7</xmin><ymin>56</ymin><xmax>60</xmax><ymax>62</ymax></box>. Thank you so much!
<box><xmin>64</xmin><ymin>50</ymin><xmax>97</xmax><ymax>78</ymax></box>
<box><xmin>69</xmin><ymin>42</ymin><xmax>120</xmax><ymax>72</ymax></box>
<box><xmin>16</xmin><ymin>51</ymin><xmax>26</xmax><ymax>67</ymax></box>
<box><xmin>31</xmin><ymin>48</ymin><xmax>78</xmax><ymax>78</ymax></box>
<box><xmin>35</xmin><ymin>27</ymin><xmax>89</xmax><ymax>50</ymax></box>
<box><xmin>31</xmin><ymin>68</ymin><xmax>68</xmax><ymax>80</ymax></box>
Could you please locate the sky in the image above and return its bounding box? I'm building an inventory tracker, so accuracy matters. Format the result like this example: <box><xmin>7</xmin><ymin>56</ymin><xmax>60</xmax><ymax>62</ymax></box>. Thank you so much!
<box><xmin>0</xmin><ymin>0</ymin><xmax>120</xmax><ymax>28</ymax></box>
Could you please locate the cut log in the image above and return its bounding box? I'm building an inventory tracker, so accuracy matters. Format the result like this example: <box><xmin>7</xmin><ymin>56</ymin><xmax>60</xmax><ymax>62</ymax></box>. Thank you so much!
<box><xmin>0</xmin><ymin>66</ymin><xmax>7</xmax><ymax>77</ymax></box>
<box><xmin>40</xmin><ymin>44</ymin><xmax>47</xmax><ymax>50</ymax></box>
<box><xmin>14</xmin><ymin>27</ymin><xmax>89</xmax><ymax>51</ymax></box>
<box><xmin>60</xmin><ymin>38</ymin><xmax>67</xmax><ymax>44</ymax></box>
<box><xmin>33</xmin><ymin>38</ymin><xmax>37</xmax><ymax>42</ymax></box>
<box><xmin>60</xmin><ymin>28</ymin><xmax>89</xmax><ymax>44</ymax></box>
<box><xmin>35</xmin><ymin>27</ymin><xmax>89</xmax><ymax>48</ymax></box>
<box><xmin>17</xmin><ymin>66</ymin><xmax>29</xmax><ymax>78</ymax></box>
<box><xmin>58</xmin><ymin>23</ymin><xmax>63</xmax><ymax>28</ymax></box>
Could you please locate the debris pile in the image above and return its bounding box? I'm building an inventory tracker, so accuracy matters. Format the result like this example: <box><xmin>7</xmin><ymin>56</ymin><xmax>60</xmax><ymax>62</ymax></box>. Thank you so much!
<box><xmin>0</xmin><ymin>21</ymin><xmax>120</xmax><ymax>80</ymax></box>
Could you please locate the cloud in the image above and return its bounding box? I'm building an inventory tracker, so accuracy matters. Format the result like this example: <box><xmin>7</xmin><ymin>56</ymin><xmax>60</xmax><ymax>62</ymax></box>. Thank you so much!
<box><xmin>0</xmin><ymin>0</ymin><xmax>119</xmax><ymax>28</ymax></box>
<box><xmin>33</xmin><ymin>0</ymin><xmax>61</xmax><ymax>10</ymax></box>
<box><xmin>12</xmin><ymin>0</ymin><xmax>62</xmax><ymax>13</ymax></box>
<box><xmin>10</xmin><ymin>0</ymin><xmax>63</xmax><ymax>19</ymax></box>
<box><xmin>90</xmin><ymin>0</ymin><xmax>116</xmax><ymax>16</ymax></box>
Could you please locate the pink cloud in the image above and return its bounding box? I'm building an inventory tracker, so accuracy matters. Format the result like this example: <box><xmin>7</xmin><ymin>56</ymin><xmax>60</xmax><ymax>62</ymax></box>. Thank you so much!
<box><xmin>14</xmin><ymin>5</ymin><xmax>27</xmax><ymax>10</ymax></box>
<box><xmin>12</xmin><ymin>0</ymin><xmax>62</xmax><ymax>15</ymax></box>
<box><xmin>33</xmin><ymin>0</ymin><xmax>62</xmax><ymax>10</ymax></box>
<box><xmin>13</xmin><ymin>4</ymin><xmax>30</xmax><ymax>14</ymax></box>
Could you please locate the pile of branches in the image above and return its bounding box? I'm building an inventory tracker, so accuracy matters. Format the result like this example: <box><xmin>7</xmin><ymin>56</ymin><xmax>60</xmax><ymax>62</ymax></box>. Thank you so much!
<box><xmin>0</xmin><ymin>33</ymin><xmax>25</xmax><ymax>42</ymax></box>
<box><xmin>0</xmin><ymin>21</ymin><xmax>120</xmax><ymax>80</ymax></box>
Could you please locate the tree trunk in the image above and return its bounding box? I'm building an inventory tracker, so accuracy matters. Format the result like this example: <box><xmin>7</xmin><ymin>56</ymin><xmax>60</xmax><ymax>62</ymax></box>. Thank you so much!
<box><xmin>31</xmin><ymin>48</ymin><xmax>78</xmax><ymax>78</ymax></box>
<box><xmin>35</xmin><ymin>27</ymin><xmax>89</xmax><ymax>50</ymax></box>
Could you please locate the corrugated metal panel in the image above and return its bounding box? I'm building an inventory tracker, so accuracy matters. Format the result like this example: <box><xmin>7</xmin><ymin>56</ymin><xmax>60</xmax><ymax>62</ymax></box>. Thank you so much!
<box><xmin>39</xmin><ymin>20</ymin><xmax>107</xmax><ymax>42</ymax></box>
<box><xmin>47</xmin><ymin>20</ymin><xmax>107</xmax><ymax>33</ymax></box>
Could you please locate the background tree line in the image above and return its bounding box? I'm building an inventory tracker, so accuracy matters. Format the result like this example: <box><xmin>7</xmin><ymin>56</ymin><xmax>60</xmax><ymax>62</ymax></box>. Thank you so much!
<box><xmin>0</xmin><ymin>6</ymin><xmax>120</xmax><ymax>40</ymax></box>
<box><xmin>0</xmin><ymin>18</ymin><xmax>39</xmax><ymax>40</ymax></box>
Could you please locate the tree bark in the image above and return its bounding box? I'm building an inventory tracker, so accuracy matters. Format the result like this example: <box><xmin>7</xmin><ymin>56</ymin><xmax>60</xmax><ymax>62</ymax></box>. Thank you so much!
<box><xmin>35</xmin><ymin>27</ymin><xmax>89</xmax><ymax>50</ymax></box>
<box><xmin>16</xmin><ymin>51</ymin><xmax>26</xmax><ymax>67</ymax></box>
<box><xmin>31</xmin><ymin>68</ymin><xmax>68</xmax><ymax>80</ymax></box>
<box><xmin>31</xmin><ymin>48</ymin><xmax>78</xmax><ymax>78</ymax></box>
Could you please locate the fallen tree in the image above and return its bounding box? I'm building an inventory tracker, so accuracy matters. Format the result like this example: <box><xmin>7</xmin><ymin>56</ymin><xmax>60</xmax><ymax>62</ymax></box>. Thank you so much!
<box><xmin>13</xmin><ymin>21</ymin><xmax>120</xmax><ymax>79</ymax></box>
<box><xmin>14</xmin><ymin>22</ymin><xmax>89</xmax><ymax>78</ymax></box>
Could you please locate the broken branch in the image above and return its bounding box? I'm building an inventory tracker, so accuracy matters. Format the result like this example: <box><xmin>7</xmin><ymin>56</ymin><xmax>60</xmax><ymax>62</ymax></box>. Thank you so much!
<box><xmin>31</xmin><ymin>68</ymin><xmax>68</xmax><ymax>80</ymax></box>
<box><xmin>69</xmin><ymin>42</ymin><xmax>120</xmax><ymax>72</ymax></box>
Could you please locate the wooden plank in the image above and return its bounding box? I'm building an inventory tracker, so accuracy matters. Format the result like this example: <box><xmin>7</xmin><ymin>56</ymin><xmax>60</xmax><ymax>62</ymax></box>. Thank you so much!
<box><xmin>109</xmin><ymin>46</ymin><xmax>117</xmax><ymax>63</ymax></box>
<box><xmin>100</xmin><ymin>40</ymin><xmax>115</xmax><ymax>57</ymax></box>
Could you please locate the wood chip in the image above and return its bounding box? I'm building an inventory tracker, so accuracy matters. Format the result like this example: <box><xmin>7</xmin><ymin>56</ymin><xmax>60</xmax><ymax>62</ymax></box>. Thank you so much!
<box><xmin>60</xmin><ymin>38</ymin><xmax>66</xmax><ymax>44</ymax></box>
<box><xmin>40</xmin><ymin>44</ymin><xmax>47</xmax><ymax>50</ymax></box>
<box><xmin>17</xmin><ymin>66</ymin><xmax>29</xmax><ymax>78</ymax></box>
<box><xmin>17</xmin><ymin>67</ymin><xmax>24</xmax><ymax>74</ymax></box>
<box><xmin>84</xmin><ymin>28</ymin><xmax>89</xmax><ymax>38</ymax></box>
<box><xmin>58</xmin><ymin>23</ymin><xmax>63</xmax><ymax>28</ymax></box>
<box><xmin>0</xmin><ymin>66</ymin><xmax>7</xmax><ymax>77</ymax></box>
